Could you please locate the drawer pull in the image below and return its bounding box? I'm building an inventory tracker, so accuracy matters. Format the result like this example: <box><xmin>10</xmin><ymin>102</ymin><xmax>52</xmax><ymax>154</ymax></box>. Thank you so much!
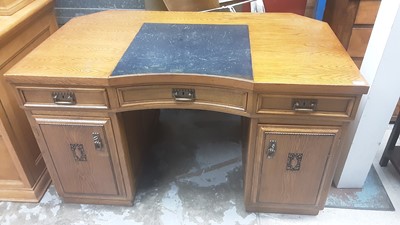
<box><xmin>293</xmin><ymin>99</ymin><xmax>317</xmax><ymax>112</ymax></box>
<box><xmin>266</xmin><ymin>140</ymin><xmax>277</xmax><ymax>159</ymax></box>
<box><xmin>52</xmin><ymin>92</ymin><xmax>76</xmax><ymax>105</ymax></box>
<box><xmin>172</xmin><ymin>88</ymin><xmax>195</xmax><ymax>102</ymax></box>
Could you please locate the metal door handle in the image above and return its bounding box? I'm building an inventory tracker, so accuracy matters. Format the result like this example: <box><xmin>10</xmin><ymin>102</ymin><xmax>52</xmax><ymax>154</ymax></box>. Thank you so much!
<box><xmin>266</xmin><ymin>140</ymin><xmax>277</xmax><ymax>159</ymax></box>
<box><xmin>92</xmin><ymin>132</ymin><xmax>103</xmax><ymax>150</ymax></box>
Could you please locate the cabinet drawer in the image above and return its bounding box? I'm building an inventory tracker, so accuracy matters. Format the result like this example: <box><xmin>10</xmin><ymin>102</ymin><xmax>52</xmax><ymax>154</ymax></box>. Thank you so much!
<box><xmin>256</xmin><ymin>94</ymin><xmax>356</xmax><ymax>118</ymax></box>
<box><xmin>354</xmin><ymin>1</ymin><xmax>380</xmax><ymax>25</ymax></box>
<box><xmin>118</xmin><ymin>85</ymin><xmax>248</xmax><ymax>111</ymax></box>
<box><xmin>17</xmin><ymin>87</ymin><xmax>109</xmax><ymax>109</ymax></box>
<box><xmin>347</xmin><ymin>28</ymin><xmax>373</xmax><ymax>58</ymax></box>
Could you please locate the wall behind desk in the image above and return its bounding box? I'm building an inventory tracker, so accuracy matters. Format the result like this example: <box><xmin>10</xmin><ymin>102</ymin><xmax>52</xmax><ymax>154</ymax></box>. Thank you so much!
<box><xmin>55</xmin><ymin>0</ymin><xmax>320</xmax><ymax>26</ymax></box>
<box><xmin>55</xmin><ymin>0</ymin><xmax>144</xmax><ymax>25</ymax></box>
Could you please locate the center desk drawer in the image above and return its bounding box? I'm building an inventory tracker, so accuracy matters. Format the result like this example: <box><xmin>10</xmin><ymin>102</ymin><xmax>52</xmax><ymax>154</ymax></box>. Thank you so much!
<box><xmin>17</xmin><ymin>87</ymin><xmax>109</xmax><ymax>109</ymax></box>
<box><xmin>257</xmin><ymin>94</ymin><xmax>356</xmax><ymax>118</ymax></box>
<box><xmin>117</xmin><ymin>85</ymin><xmax>248</xmax><ymax>111</ymax></box>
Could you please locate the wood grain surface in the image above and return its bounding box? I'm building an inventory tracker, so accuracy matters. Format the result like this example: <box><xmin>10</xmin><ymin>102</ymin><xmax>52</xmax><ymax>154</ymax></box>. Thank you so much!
<box><xmin>5</xmin><ymin>11</ymin><xmax>368</xmax><ymax>93</ymax></box>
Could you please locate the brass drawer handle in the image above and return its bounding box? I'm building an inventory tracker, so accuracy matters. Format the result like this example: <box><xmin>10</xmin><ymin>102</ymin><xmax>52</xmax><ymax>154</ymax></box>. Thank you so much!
<box><xmin>172</xmin><ymin>88</ymin><xmax>195</xmax><ymax>102</ymax></box>
<box><xmin>52</xmin><ymin>92</ymin><xmax>76</xmax><ymax>105</ymax></box>
<box><xmin>292</xmin><ymin>99</ymin><xmax>317</xmax><ymax>112</ymax></box>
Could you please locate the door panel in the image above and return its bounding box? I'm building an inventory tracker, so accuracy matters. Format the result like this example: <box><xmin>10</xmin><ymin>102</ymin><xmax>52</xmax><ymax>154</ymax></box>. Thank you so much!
<box><xmin>38</xmin><ymin>118</ymin><xmax>120</xmax><ymax>197</ymax></box>
<box><xmin>254</xmin><ymin>125</ymin><xmax>339</xmax><ymax>205</ymax></box>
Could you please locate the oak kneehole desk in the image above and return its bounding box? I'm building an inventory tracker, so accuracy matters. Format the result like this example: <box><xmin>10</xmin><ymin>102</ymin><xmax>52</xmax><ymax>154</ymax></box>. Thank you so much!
<box><xmin>5</xmin><ymin>11</ymin><xmax>369</xmax><ymax>215</ymax></box>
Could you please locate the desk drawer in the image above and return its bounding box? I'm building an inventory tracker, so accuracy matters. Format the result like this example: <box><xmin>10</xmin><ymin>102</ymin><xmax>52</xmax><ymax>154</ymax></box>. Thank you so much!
<box><xmin>118</xmin><ymin>85</ymin><xmax>248</xmax><ymax>111</ymax></box>
<box><xmin>256</xmin><ymin>94</ymin><xmax>356</xmax><ymax>118</ymax></box>
<box><xmin>18</xmin><ymin>87</ymin><xmax>109</xmax><ymax>109</ymax></box>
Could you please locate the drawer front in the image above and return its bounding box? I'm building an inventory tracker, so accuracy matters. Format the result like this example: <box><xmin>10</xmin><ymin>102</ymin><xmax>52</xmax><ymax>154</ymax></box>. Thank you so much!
<box><xmin>354</xmin><ymin>1</ymin><xmax>380</xmax><ymax>25</ymax></box>
<box><xmin>118</xmin><ymin>85</ymin><xmax>248</xmax><ymax>111</ymax></box>
<box><xmin>18</xmin><ymin>87</ymin><xmax>109</xmax><ymax>109</ymax></box>
<box><xmin>347</xmin><ymin>28</ymin><xmax>373</xmax><ymax>58</ymax></box>
<box><xmin>256</xmin><ymin>94</ymin><xmax>356</xmax><ymax>118</ymax></box>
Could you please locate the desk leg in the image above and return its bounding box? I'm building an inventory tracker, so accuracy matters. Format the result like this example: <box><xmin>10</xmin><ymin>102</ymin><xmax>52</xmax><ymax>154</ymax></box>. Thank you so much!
<box><xmin>242</xmin><ymin>117</ymin><xmax>259</xmax><ymax>208</ymax></box>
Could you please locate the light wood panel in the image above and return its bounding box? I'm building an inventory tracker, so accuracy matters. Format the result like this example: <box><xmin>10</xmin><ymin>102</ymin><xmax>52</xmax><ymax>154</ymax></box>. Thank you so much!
<box><xmin>0</xmin><ymin>0</ymin><xmax>34</xmax><ymax>16</ymax></box>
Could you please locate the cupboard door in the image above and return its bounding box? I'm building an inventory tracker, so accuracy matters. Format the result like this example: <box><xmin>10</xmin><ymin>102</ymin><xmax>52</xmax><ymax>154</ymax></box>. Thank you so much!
<box><xmin>253</xmin><ymin>125</ymin><xmax>340</xmax><ymax>206</ymax></box>
<box><xmin>36</xmin><ymin>117</ymin><xmax>123</xmax><ymax>198</ymax></box>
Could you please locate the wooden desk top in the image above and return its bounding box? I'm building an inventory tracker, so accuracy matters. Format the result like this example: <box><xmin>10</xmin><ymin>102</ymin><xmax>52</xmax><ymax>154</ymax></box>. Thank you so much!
<box><xmin>5</xmin><ymin>10</ymin><xmax>368</xmax><ymax>94</ymax></box>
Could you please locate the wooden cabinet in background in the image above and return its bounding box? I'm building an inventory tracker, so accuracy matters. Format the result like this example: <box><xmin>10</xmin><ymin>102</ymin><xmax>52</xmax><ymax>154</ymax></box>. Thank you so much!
<box><xmin>0</xmin><ymin>0</ymin><xmax>57</xmax><ymax>202</ymax></box>
<box><xmin>0</xmin><ymin>0</ymin><xmax>34</xmax><ymax>15</ymax></box>
<box><xmin>324</xmin><ymin>0</ymin><xmax>400</xmax><ymax>123</ymax></box>
<box><xmin>324</xmin><ymin>0</ymin><xmax>381</xmax><ymax>68</ymax></box>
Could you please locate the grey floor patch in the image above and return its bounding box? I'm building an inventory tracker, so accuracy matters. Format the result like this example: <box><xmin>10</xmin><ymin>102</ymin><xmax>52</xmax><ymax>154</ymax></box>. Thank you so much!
<box><xmin>325</xmin><ymin>165</ymin><xmax>394</xmax><ymax>211</ymax></box>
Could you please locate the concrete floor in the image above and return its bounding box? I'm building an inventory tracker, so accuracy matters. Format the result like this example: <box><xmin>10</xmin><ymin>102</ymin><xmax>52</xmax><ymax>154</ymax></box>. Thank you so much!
<box><xmin>1</xmin><ymin>110</ymin><xmax>400</xmax><ymax>225</ymax></box>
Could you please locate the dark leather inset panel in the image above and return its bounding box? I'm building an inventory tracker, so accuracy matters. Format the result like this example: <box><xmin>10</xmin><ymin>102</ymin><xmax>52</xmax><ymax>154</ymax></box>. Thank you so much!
<box><xmin>112</xmin><ymin>23</ymin><xmax>253</xmax><ymax>80</ymax></box>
